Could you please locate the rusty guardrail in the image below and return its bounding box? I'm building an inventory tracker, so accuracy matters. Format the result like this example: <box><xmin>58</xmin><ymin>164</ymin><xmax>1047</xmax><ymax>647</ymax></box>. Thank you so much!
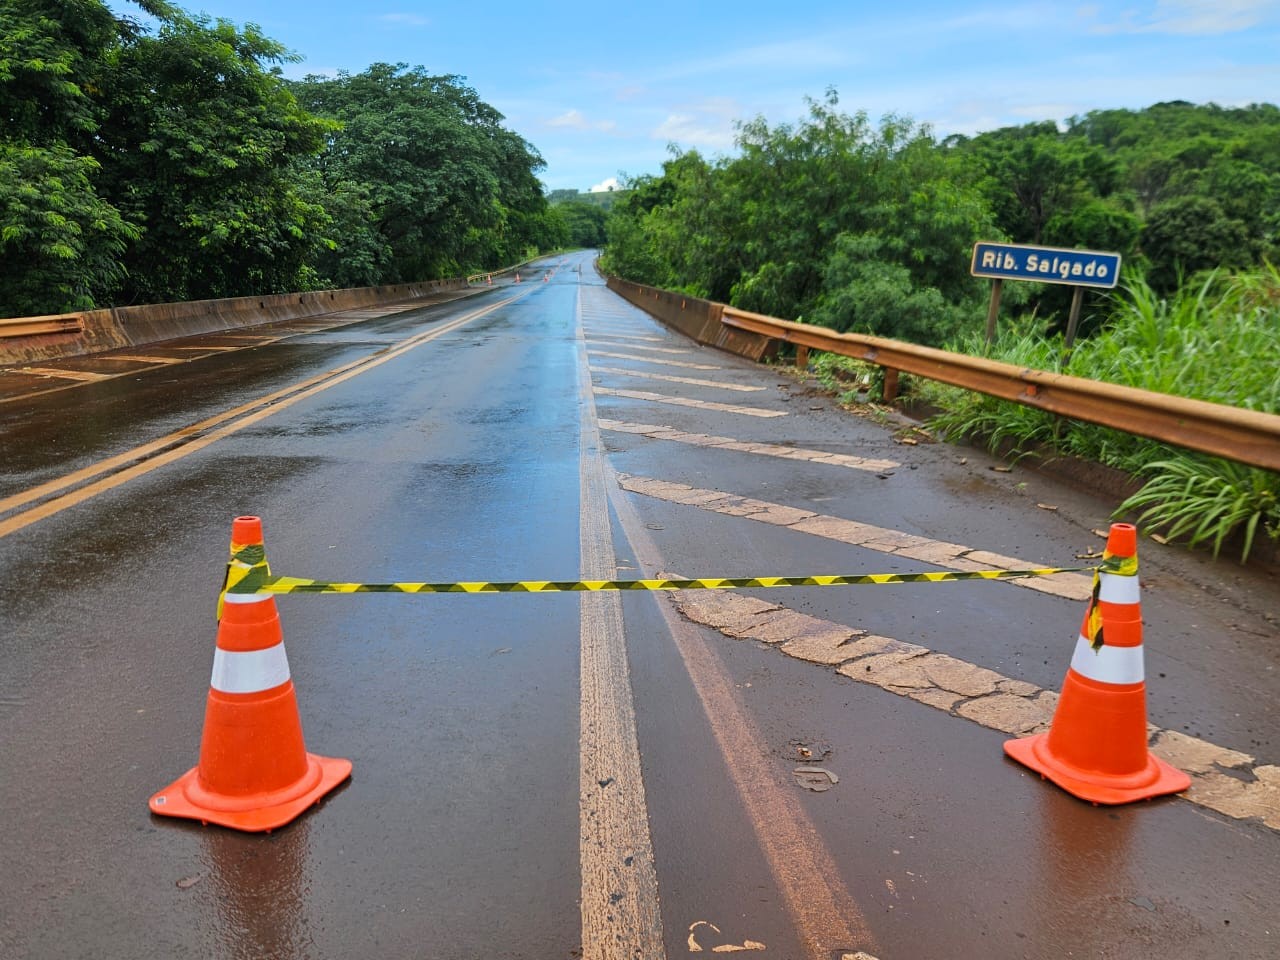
<box><xmin>720</xmin><ymin>306</ymin><xmax>1280</xmax><ymax>472</ymax></box>
<box><xmin>0</xmin><ymin>315</ymin><xmax>83</xmax><ymax>339</ymax></box>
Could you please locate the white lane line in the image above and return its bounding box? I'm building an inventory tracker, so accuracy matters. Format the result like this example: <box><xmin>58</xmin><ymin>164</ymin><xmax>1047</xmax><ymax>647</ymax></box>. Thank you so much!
<box><xmin>588</xmin><ymin>351</ymin><xmax>723</xmax><ymax>371</ymax></box>
<box><xmin>595</xmin><ymin>388</ymin><xmax>786</xmax><ymax>419</ymax></box>
<box><xmin>592</xmin><ymin>366</ymin><xmax>765</xmax><ymax>393</ymax></box>
<box><xmin>615</xmin><ymin>474</ymin><xmax>1093</xmax><ymax>602</ymax></box>
<box><xmin>598</xmin><ymin>420</ymin><xmax>901</xmax><ymax>473</ymax></box>
<box><xmin>585</xmin><ymin>332</ymin><xmax>666</xmax><ymax>342</ymax></box>
<box><xmin>586</xmin><ymin>340</ymin><xmax>692</xmax><ymax>355</ymax></box>
<box><xmin>577</xmin><ymin>290</ymin><xmax>667</xmax><ymax>960</ymax></box>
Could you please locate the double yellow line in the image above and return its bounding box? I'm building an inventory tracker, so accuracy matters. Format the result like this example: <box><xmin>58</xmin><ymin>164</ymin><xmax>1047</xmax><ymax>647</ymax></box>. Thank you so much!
<box><xmin>0</xmin><ymin>297</ymin><xmax>518</xmax><ymax>539</ymax></box>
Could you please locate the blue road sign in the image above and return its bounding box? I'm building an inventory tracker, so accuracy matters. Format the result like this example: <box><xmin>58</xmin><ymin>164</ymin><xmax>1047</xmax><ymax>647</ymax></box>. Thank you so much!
<box><xmin>971</xmin><ymin>242</ymin><xmax>1122</xmax><ymax>289</ymax></box>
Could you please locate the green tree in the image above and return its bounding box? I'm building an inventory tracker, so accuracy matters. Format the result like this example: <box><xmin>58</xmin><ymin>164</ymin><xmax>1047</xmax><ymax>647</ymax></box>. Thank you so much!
<box><xmin>0</xmin><ymin>143</ymin><xmax>137</xmax><ymax>314</ymax></box>
<box><xmin>0</xmin><ymin>0</ymin><xmax>138</xmax><ymax>315</ymax></box>
<box><xmin>957</xmin><ymin>122</ymin><xmax>1111</xmax><ymax>245</ymax></box>
<box><xmin>0</xmin><ymin>0</ymin><xmax>117</xmax><ymax>144</ymax></box>
<box><xmin>556</xmin><ymin>200</ymin><xmax>608</xmax><ymax>248</ymax></box>
<box><xmin>289</xmin><ymin>63</ymin><xmax>551</xmax><ymax>282</ymax></box>
<box><xmin>604</xmin><ymin>93</ymin><xmax>993</xmax><ymax>344</ymax></box>
<box><xmin>92</xmin><ymin>9</ymin><xmax>333</xmax><ymax>302</ymax></box>
<box><xmin>1140</xmin><ymin>195</ymin><xmax>1253</xmax><ymax>292</ymax></box>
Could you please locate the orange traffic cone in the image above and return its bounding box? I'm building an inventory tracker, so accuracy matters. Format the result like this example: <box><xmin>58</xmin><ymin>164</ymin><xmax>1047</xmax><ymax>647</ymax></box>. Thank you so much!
<box><xmin>515</xmin><ymin>271</ymin><xmax>521</xmax><ymax>283</ymax></box>
<box><xmin>1004</xmin><ymin>523</ymin><xmax>1189</xmax><ymax>804</ymax></box>
<box><xmin>486</xmin><ymin>274</ymin><xmax>492</xmax><ymax>285</ymax></box>
<box><xmin>150</xmin><ymin>517</ymin><xmax>351</xmax><ymax>831</ymax></box>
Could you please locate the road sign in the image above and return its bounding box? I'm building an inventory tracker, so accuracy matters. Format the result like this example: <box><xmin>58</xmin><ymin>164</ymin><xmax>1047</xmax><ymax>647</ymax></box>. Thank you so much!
<box><xmin>971</xmin><ymin>242</ymin><xmax>1121</xmax><ymax>289</ymax></box>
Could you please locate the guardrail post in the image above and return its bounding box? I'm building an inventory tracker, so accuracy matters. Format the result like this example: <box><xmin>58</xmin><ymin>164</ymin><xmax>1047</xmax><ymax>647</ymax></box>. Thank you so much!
<box><xmin>795</xmin><ymin>345</ymin><xmax>809</xmax><ymax>370</ymax></box>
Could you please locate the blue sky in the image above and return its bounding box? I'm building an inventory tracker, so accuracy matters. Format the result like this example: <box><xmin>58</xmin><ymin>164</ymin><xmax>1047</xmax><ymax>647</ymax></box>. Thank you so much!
<box><xmin>109</xmin><ymin>0</ymin><xmax>1280</xmax><ymax>192</ymax></box>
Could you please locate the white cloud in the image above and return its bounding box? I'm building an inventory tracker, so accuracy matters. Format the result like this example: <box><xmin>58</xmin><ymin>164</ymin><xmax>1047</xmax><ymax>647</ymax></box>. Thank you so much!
<box><xmin>653</xmin><ymin>114</ymin><xmax>736</xmax><ymax>149</ymax></box>
<box><xmin>1085</xmin><ymin>0</ymin><xmax>1277</xmax><ymax>35</ymax></box>
<box><xmin>590</xmin><ymin>177</ymin><xmax>621</xmax><ymax>193</ymax></box>
<box><xmin>547</xmin><ymin>109</ymin><xmax>617</xmax><ymax>132</ymax></box>
<box><xmin>651</xmin><ymin>99</ymin><xmax>743</xmax><ymax>150</ymax></box>
<box><xmin>378</xmin><ymin>13</ymin><xmax>431</xmax><ymax>27</ymax></box>
<box><xmin>548</xmin><ymin>109</ymin><xmax>589</xmax><ymax>129</ymax></box>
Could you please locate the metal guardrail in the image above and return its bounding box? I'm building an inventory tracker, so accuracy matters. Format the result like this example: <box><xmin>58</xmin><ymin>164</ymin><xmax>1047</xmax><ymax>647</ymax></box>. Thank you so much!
<box><xmin>721</xmin><ymin>306</ymin><xmax>1280</xmax><ymax>473</ymax></box>
<box><xmin>0</xmin><ymin>315</ymin><xmax>83</xmax><ymax>339</ymax></box>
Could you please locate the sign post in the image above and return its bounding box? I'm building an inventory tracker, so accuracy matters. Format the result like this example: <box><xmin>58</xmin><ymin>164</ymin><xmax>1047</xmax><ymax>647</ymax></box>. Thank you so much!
<box><xmin>970</xmin><ymin>242</ymin><xmax>1122</xmax><ymax>348</ymax></box>
<box><xmin>984</xmin><ymin>279</ymin><xmax>1003</xmax><ymax>345</ymax></box>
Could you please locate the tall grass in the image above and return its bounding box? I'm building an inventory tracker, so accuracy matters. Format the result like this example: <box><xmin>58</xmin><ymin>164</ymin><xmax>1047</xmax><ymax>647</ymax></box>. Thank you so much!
<box><xmin>916</xmin><ymin>268</ymin><xmax>1280</xmax><ymax>562</ymax></box>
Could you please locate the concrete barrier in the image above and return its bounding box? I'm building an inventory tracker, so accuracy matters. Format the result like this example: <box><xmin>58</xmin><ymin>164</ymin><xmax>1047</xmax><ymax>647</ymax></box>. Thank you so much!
<box><xmin>604</xmin><ymin>277</ymin><xmax>779</xmax><ymax>362</ymax></box>
<box><xmin>0</xmin><ymin>278</ymin><xmax>468</xmax><ymax>367</ymax></box>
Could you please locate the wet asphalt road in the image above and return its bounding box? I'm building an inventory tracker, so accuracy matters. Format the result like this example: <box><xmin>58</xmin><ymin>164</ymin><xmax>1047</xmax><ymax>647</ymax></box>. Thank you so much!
<box><xmin>1</xmin><ymin>252</ymin><xmax>1278</xmax><ymax>960</ymax></box>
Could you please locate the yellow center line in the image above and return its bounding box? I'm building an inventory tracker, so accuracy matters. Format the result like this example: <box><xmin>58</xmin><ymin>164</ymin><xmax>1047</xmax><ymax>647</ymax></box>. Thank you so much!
<box><xmin>0</xmin><ymin>296</ymin><xmax>521</xmax><ymax>539</ymax></box>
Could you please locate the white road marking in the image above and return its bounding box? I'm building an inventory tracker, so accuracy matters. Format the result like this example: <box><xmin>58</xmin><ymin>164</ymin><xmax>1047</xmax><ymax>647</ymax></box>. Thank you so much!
<box><xmin>588</xmin><ymin>350</ymin><xmax>723</xmax><ymax>371</ymax></box>
<box><xmin>599</xmin><ymin>420</ymin><xmax>900</xmax><ymax>473</ymax></box>
<box><xmin>670</xmin><ymin>587</ymin><xmax>1280</xmax><ymax>831</ymax></box>
<box><xmin>595</xmin><ymin>388</ymin><xmax>786</xmax><ymax>419</ymax></box>
<box><xmin>577</xmin><ymin>289</ymin><xmax>666</xmax><ymax>960</ymax></box>
<box><xmin>585</xmin><ymin>340</ymin><xmax>693</xmax><ymax>355</ymax></box>
<box><xmin>592</xmin><ymin>366</ymin><xmax>765</xmax><ymax>392</ymax></box>
<box><xmin>616</xmin><ymin>474</ymin><xmax>1092</xmax><ymax>601</ymax></box>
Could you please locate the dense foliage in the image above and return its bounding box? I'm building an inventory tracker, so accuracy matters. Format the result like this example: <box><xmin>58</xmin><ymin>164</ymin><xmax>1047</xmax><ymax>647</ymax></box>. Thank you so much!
<box><xmin>603</xmin><ymin>93</ymin><xmax>999</xmax><ymax>347</ymax></box>
<box><xmin>549</xmin><ymin>199</ymin><xmax>609</xmax><ymax>249</ymax></box>
<box><xmin>0</xmin><ymin>0</ymin><xmax>557</xmax><ymax>315</ymax></box>
<box><xmin>603</xmin><ymin>93</ymin><xmax>1280</xmax><ymax>345</ymax></box>
<box><xmin>288</xmin><ymin>64</ymin><xmax>559</xmax><ymax>286</ymax></box>
<box><xmin>600</xmin><ymin>94</ymin><xmax>1279</xmax><ymax>561</ymax></box>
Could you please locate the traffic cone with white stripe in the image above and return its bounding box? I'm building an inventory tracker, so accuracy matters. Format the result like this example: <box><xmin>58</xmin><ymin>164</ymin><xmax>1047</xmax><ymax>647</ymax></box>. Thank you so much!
<box><xmin>149</xmin><ymin>517</ymin><xmax>351</xmax><ymax>831</ymax></box>
<box><xmin>1003</xmin><ymin>523</ymin><xmax>1189</xmax><ymax>804</ymax></box>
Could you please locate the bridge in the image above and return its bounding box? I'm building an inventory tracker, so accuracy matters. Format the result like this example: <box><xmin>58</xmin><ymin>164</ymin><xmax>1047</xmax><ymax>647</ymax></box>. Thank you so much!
<box><xmin>1</xmin><ymin>252</ymin><xmax>1277</xmax><ymax>959</ymax></box>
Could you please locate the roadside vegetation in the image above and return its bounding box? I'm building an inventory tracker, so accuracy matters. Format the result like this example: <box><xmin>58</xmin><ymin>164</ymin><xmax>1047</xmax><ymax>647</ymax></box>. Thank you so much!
<box><xmin>601</xmin><ymin>92</ymin><xmax>1280</xmax><ymax>562</ymax></box>
<box><xmin>0</xmin><ymin>0</ymin><xmax>565</xmax><ymax>314</ymax></box>
<box><xmin>4</xmin><ymin>4</ymin><xmax>1276</xmax><ymax>560</ymax></box>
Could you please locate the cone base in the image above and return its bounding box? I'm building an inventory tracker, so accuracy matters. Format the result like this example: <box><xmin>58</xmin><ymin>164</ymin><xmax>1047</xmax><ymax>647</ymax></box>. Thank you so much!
<box><xmin>149</xmin><ymin>753</ymin><xmax>351</xmax><ymax>832</ymax></box>
<box><xmin>1004</xmin><ymin>732</ymin><xmax>1189</xmax><ymax>805</ymax></box>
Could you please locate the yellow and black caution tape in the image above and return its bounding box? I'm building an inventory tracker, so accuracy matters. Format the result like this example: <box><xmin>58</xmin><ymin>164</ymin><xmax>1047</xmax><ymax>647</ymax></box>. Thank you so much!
<box><xmin>218</xmin><ymin>541</ymin><xmax>269</xmax><ymax>620</ymax></box>
<box><xmin>224</xmin><ymin>566</ymin><xmax>1096</xmax><ymax>598</ymax></box>
<box><xmin>1085</xmin><ymin>550</ymin><xmax>1139</xmax><ymax>650</ymax></box>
